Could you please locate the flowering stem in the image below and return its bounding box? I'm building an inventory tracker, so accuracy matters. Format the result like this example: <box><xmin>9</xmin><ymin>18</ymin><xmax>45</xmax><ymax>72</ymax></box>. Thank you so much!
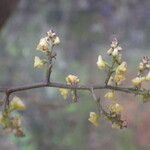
<box><xmin>0</xmin><ymin>82</ymin><xmax>148</xmax><ymax>95</ymax></box>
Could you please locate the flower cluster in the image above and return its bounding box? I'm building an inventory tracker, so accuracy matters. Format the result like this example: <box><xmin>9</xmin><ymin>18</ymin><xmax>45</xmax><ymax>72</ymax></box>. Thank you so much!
<box><xmin>34</xmin><ymin>30</ymin><xmax>60</xmax><ymax>69</ymax></box>
<box><xmin>131</xmin><ymin>56</ymin><xmax>150</xmax><ymax>102</ymax></box>
<box><xmin>97</xmin><ymin>38</ymin><xmax>127</xmax><ymax>86</ymax></box>
<box><xmin>59</xmin><ymin>74</ymin><xmax>80</xmax><ymax>102</ymax></box>
<box><xmin>132</xmin><ymin>56</ymin><xmax>150</xmax><ymax>88</ymax></box>
<box><xmin>0</xmin><ymin>96</ymin><xmax>26</xmax><ymax>137</ymax></box>
<box><xmin>0</xmin><ymin>29</ymin><xmax>149</xmax><ymax>137</ymax></box>
<box><xmin>96</xmin><ymin>38</ymin><xmax>127</xmax><ymax>129</ymax></box>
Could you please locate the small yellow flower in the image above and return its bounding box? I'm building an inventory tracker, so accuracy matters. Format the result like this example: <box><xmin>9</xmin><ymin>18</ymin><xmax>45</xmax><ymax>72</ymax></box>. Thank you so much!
<box><xmin>10</xmin><ymin>96</ymin><xmax>26</xmax><ymax>111</ymax></box>
<box><xmin>104</xmin><ymin>91</ymin><xmax>116</xmax><ymax>100</ymax></box>
<box><xmin>47</xmin><ymin>30</ymin><xmax>60</xmax><ymax>46</ymax></box>
<box><xmin>114</xmin><ymin>74</ymin><xmax>125</xmax><ymax>85</ymax></box>
<box><xmin>97</xmin><ymin>55</ymin><xmax>107</xmax><ymax>70</ymax></box>
<box><xmin>88</xmin><ymin>112</ymin><xmax>100</xmax><ymax>127</ymax></box>
<box><xmin>34</xmin><ymin>56</ymin><xmax>45</xmax><ymax>68</ymax></box>
<box><xmin>112</xmin><ymin>46</ymin><xmax>122</xmax><ymax>57</ymax></box>
<box><xmin>66</xmin><ymin>74</ymin><xmax>80</xmax><ymax>85</ymax></box>
<box><xmin>145</xmin><ymin>71</ymin><xmax>150</xmax><ymax>81</ymax></box>
<box><xmin>132</xmin><ymin>77</ymin><xmax>145</xmax><ymax>87</ymax></box>
<box><xmin>109</xmin><ymin>103</ymin><xmax>123</xmax><ymax>114</ymax></box>
<box><xmin>116</xmin><ymin>62</ymin><xmax>127</xmax><ymax>75</ymax></box>
<box><xmin>114</xmin><ymin>62</ymin><xmax>127</xmax><ymax>85</ymax></box>
<box><xmin>37</xmin><ymin>37</ymin><xmax>49</xmax><ymax>52</ymax></box>
<box><xmin>59</xmin><ymin>88</ymin><xmax>69</xmax><ymax>100</ymax></box>
<box><xmin>53</xmin><ymin>36</ymin><xmax>60</xmax><ymax>45</ymax></box>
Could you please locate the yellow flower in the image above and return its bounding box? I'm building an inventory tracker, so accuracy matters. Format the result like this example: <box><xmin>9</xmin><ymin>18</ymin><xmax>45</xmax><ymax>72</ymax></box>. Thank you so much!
<box><xmin>97</xmin><ymin>55</ymin><xmax>107</xmax><ymax>70</ymax></box>
<box><xmin>145</xmin><ymin>71</ymin><xmax>150</xmax><ymax>81</ymax></box>
<box><xmin>109</xmin><ymin>103</ymin><xmax>123</xmax><ymax>114</ymax></box>
<box><xmin>66</xmin><ymin>74</ymin><xmax>80</xmax><ymax>85</ymax></box>
<box><xmin>116</xmin><ymin>62</ymin><xmax>127</xmax><ymax>75</ymax></box>
<box><xmin>37</xmin><ymin>37</ymin><xmax>49</xmax><ymax>52</ymax></box>
<box><xmin>59</xmin><ymin>88</ymin><xmax>69</xmax><ymax>100</ymax></box>
<box><xmin>114</xmin><ymin>62</ymin><xmax>127</xmax><ymax>85</ymax></box>
<box><xmin>88</xmin><ymin>112</ymin><xmax>100</xmax><ymax>127</ymax></box>
<box><xmin>34</xmin><ymin>56</ymin><xmax>45</xmax><ymax>68</ymax></box>
<box><xmin>112</xmin><ymin>46</ymin><xmax>122</xmax><ymax>57</ymax></box>
<box><xmin>114</xmin><ymin>74</ymin><xmax>125</xmax><ymax>85</ymax></box>
<box><xmin>53</xmin><ymin>36</ymin><xmax>60</xmax><ymax>45</ymax></box>
<box><xmin>47</xmin><ymin>30</ymin><xmax>60</xmax><ymax>46</ymax></box>
<box><xmin>104</xmin><ymin>91</ymin><xmax>116</xmax><ymax>100</ymax></box>
<box><xmin>132</xmin><ymin>77</ymin><xmax>145</xmax><ymax>87</ymax></box>
<box><xmin>10</xmin><ymin>96</ymin><xmax>26</xmax><ymax>111</ymax></box>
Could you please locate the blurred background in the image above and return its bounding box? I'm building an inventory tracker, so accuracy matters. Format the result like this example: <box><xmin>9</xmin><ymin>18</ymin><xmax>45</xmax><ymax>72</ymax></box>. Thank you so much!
<box><xmin>0</xmin><ymin>0</ymin><xmax>150</xmax><ymax>149</ymax></box>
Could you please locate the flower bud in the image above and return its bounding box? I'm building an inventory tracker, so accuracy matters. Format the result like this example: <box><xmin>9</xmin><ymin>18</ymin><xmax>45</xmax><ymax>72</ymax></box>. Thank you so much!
<box><xmin>88</xmin><ymin>112</ymin><xmax>100</xmax><ymax>127</ymax></box>
<box><xmin>66</xmin><ymin>75</ymin><xmax>79</xmax><ymax>85</ymax></box>
<box><xmin>112</xmin><ymin>46</ymin><xmax>122</xmax><ymax>57</ymax></box>
<box><xmin>97</xmin><ymin>55</ymin><xmax>107</xmax><ymax>70</ymax></box>
<box><xmin>10</xmin><ymin>96</ymin><xmax>26</xmax><ymax>111</ymax></box>
<box><xmin>109</xmin><ymin>103</ymin><xmax>123</xmax><ymax>114</ymax></box>
<box><xmin>53</xmin><ymin>36</ymin><xmax>60</xmax><ymax>45</ymax></box>
<box><xmin>114</xmin><ymin>74</ymin><xmax>125</xmax><ymax>85</ymax></box>
<box><xmin>132</xmin><ymin>77</ymin><xmax>145</xmax><ymax>88</ymax></box>
<box><xmin>37</xmin><ymin>37</ymin><xmax>49</xmax><ymax>52</ymax></box>
<box><xmin>116</xmin><ymin>62</ymin><xmax>127</xmax><ymax>75</ymax></box>
<box><xmin>59</xmin><ymin>88</ymin><xmax>69</xmax><ymax>99</ymax></box>
<box><xmin>34</xmin><ymin>56</ymin><xmax>45</xmax><ymax>68</ymax></box>
<box><xmin>104</xmin><ymin>91</ymin><xmax>116</xmax><ymax>100</ymax></box>
<box><xmin>111</xmin><ymin>38</ymin><xmax>118</xmax><ymax>48</ymax></box>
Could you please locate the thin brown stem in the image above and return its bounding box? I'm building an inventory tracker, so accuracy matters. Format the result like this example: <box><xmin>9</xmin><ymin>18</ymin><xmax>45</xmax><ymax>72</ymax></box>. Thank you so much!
<box><xmin>0</xmin><ymin>82</ymin><xmax>148</xmax><ymax>96</ymax></box>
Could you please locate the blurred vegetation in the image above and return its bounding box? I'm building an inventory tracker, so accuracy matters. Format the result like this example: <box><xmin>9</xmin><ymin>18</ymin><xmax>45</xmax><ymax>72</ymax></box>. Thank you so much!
<box><xmin>0</xmin><ymin>0</ymin><xmax>149</xmax><ymax>149</ymax></box>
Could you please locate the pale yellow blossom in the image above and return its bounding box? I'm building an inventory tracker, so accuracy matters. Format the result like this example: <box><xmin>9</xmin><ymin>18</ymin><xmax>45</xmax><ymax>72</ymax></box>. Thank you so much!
<box><xmin>53</xmin><ymin>36</ymin><xmax>60</xmax><ymax>45</ymax></box>
<box><xmin>59</xmin><ymin>88</ymin><xmax>69</xmax><ymax>100</ymax></box>
<box><xmin>66</xmin><ymin>75</ymin><xmax>80</xmax><ymax>85</ymax></box>
<box><xmin>88</xmin><ymin>112</ymin><xmax>100</xmax><ymax>127</ymax></box>
<box><xmin>37</xmin><ymin>37</ymin><xmax>49</xmax><ymax>52</ymax></box>
<box><xmin>109</xmin><ymin>103</ymin><xmax>123</xmax><ymax>114</ymax></box>
<box><xmin>132</xmin><ymin>77</ymin><xmax>145</xmax><ymax>87</ymax></box>
<box><xmin>112</xmin><ymin>46</ymin><xmax>122</xmax><ymax>57</ymax></box>
<box><xmin>114</xmin><ymin>74</ymin><xmax>125</xmax><ymax>85</ymax></box>
<box><xmin>116</xmin><ymin>62</ymin><xmax>127</xmax><ymax>75</ymax></box>
<box><xmin>10</xmin><ymin>96</ymin><xmax>26</xmax><ymax>111</ymax></box>
<box><xmin>34</xmin><ymin>56</ymin><xmax>45</xmax><ymax>68</ymax></box>
<box><xmin>97</xmin><ymin>55</ymin><xmax>107</xmax><ymax>70</ymax></box>
<box><xmin>104</xmin><ymin>91</ymin><xmax>116</xmax><ymax>100</ymax></box>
